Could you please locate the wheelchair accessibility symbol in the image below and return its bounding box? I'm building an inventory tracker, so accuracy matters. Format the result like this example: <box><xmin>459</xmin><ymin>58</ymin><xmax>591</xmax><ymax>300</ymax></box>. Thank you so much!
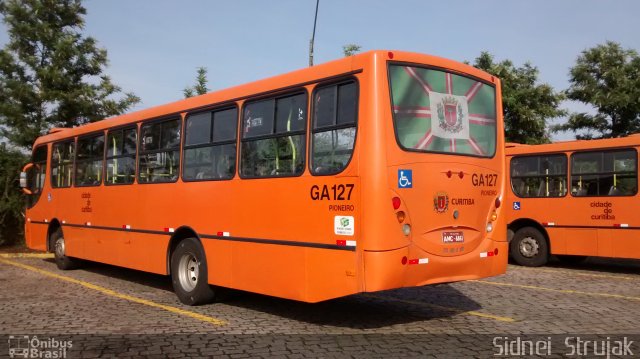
<box><xmin>398</xmin><ymin>169</ymin><xmax>412</xmax><ymax>188</ymax></box>
<box><xmin>513</xmin><ymin>201</ymin><xmax>521</xmax><ymax>210</ymax></box>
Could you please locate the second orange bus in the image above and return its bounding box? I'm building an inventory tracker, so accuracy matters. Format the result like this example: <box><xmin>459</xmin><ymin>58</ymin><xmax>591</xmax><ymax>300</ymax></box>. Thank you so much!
<box><xmin>506</xmin><ymin>136</ymin><xmax>639</xmax><ymax>266</ymax></box>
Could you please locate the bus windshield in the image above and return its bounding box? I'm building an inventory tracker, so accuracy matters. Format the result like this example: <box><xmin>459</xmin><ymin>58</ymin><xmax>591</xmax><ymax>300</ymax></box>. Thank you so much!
<box><xmin>389</xmin><ymin>64</ymin><xmax>496</xmax><ymax>157</ymax></box>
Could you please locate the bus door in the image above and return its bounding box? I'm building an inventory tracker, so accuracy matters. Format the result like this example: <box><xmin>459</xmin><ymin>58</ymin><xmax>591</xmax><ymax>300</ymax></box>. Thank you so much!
<box><xmin>21</xmin><ymin>145</ymin><xmax>48</xmax><ymax>250</ymax></box>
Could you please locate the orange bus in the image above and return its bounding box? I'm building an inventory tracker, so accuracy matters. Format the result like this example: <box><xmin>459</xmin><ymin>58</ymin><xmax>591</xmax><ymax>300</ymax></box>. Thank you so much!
<box><xmin>20</xmin><ymin>50</ymin><xmax>506</xmax><ymax>304</ymax></box>
<box><xmin>505</xmin><ymin>136</ymin><xmax>639</xmax><ymax>266</ymax></box>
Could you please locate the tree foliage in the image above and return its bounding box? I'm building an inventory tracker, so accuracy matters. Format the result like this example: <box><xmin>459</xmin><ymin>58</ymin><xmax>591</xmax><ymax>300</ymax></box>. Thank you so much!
<box><xmin>553</xmin><ymin>41</ymin><xmax>640</xmax><ymax>139</ymax></box>
<box><xmin>183</xmin><ymin>67</ymin><xmax>209</xmax><ymax>98</ymax></box>
<box><xmin>0</xmin><ymin>0</ymin><xmax>139</xmax><ymax>246</ymax></box>
<box><xmin>0</xmin><ymin>143</ymin><xmax>28</xmax><ymax>246</ymax></box>
<box><xmin>470</xmin><ymin>52</ymin><xmax>565</xmax><ymax>144</ymax></box>
<box><xmin>342</xmin><ymin>44</ymin><xmax>361</xmax><ymax>57</ymax></box>
<box><xmin>0</xmin><ymin>0</ymin><xmax>140</xmax><ymax>149</ymax></box>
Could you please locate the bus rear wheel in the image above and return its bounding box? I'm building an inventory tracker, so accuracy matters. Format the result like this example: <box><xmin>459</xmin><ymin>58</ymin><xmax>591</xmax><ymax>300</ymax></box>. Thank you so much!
<box><xmin>170</xmin><ymin>238</ymin><xmax>215</xmax><ymax>306</ymax></box>
<box><xmin>52</xmin><ymin>228</ymin><xmax>80</xmax><ymax>270</ymax></box>
<box><xmin>510</xmin><ymin>226</ymin><xmax>548</xmax><ymax>267</ymax></box>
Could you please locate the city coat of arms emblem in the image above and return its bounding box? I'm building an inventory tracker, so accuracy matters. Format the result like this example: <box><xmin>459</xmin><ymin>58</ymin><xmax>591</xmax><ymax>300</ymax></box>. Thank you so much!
<box><xmin>433</xmin><ymin>192</ymin><xmax>449</xmax><ymax>213</ymax></box>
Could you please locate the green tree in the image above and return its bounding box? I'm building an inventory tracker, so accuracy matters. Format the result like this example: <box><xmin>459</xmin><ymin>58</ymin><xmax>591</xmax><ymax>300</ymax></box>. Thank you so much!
<box><xmin>0</xmin><ymin>0</ymin><xmax>140</xmax><ymax>149</ymax></box>
<box><xmin>0</xmin><ymin>143</ymin><xmax>28</xmax><ymax>246</ymax></box>
<box><xmin>342</xmin><ymin>44</ymin><xmax>361</xmax><ymax>57</ymax></box>
<box><xmin>553</xmin><ymin>42</ymin><xmax>640</xmax><ymax>139</ymax></box>
<box><xmin>0</xmin><ymin>0</ymin><xmax>139</xmax><ymax>246</ymax></box>
<box><xmin>183</xmin><ymin>66</ymin><xmax>209</xmax><ymax>98</ymax></box>
<box><xmin>470</xmin><ymin>52</ymin><xmax>566</xmax><ymax>144</ymax></box>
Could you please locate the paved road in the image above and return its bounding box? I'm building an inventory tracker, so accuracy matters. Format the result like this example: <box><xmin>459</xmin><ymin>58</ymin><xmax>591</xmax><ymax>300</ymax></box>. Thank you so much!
<box><xmin>1</xmin><ymin>256</ymin><xmax>639</xmax><ymax>358</ymax></box>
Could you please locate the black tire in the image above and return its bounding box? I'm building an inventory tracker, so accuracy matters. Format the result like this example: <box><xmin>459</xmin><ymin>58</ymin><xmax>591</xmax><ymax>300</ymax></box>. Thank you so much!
<box><xmin>557</xmin><ymin>255</ymin><xmax>588</xmax><ymax>265</ymax></box>
<box><xmin>52</xmin><ymin>227</ymin><xmax>80</xmax><ymax>270</ymax></box>
<box><xmin>509</xmin><ymin>226</ymin><xmax>549</xmax><ymax>267</ymax></box>
<box><xmin>170</xmin><ymin>238</ymin><xmax>216</xmax><ymax>306</ymax></box>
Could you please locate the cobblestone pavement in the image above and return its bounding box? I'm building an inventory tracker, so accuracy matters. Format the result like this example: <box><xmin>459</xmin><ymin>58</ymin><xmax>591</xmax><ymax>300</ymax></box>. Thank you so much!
<box><xmin>1</xmin><ymin>256</ymin><xmax>639</xmax><ymax>358</ymax></box>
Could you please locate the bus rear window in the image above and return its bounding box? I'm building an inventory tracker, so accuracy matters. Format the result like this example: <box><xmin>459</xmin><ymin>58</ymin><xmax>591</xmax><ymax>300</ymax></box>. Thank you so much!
<box><xmin>389</xmin><ymin>64</ymin><xmax>496</xmax><ymax>157</ymax></box>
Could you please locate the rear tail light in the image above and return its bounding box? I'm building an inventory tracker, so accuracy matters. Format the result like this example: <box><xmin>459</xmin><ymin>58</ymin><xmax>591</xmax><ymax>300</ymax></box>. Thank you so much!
<box><xmin>392</xmin><ymin>197</ymin><xmax>401</xmax><ymax>210</ymax></box>
<box><xmin>396</xmin><ymin>211</ymin><xmax>406</xmax><ymax>223</ymax></box>
<box><xmin>494</xmin><ymin>248</ymin><xmax>499</xmax><ymax>256</ymax></box>
<box><xmin>495</xmin><ymin>197</ymin><xmax>501</xmax><ymax>208</ymax></box>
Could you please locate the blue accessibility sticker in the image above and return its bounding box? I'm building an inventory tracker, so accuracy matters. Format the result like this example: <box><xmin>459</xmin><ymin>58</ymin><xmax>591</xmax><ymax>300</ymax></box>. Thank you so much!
<box><xmin>513</xmin><ymin>201</ymin><xmax>521</xmax><ymax>210</ymax></box>
<box><xmin>398</xmin><ymin>169</ymin><xmax>412</xmax><ymax>188</ymax></box>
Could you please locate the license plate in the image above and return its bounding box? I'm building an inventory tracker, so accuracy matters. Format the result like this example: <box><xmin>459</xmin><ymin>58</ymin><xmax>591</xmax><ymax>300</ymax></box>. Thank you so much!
<box><xmin>442</xmin><ymin>231</ymin><xmax>464</xmax><ymax>243</ymax></box>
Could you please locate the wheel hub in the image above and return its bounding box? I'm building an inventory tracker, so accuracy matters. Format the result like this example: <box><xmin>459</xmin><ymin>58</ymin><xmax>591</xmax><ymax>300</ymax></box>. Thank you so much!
<box><xmin>178</xmin><ymin>253</ymin><xmax>199</xmax><ymax>291</ymax></box>
<box><xmin>519</xmin><ymin>236</ymin><xmax>539</xmax><ymax>258</ymax></box>
<box><xmin>55</xmin><ymin>237</ymin><xmax>65</xmax><ymax>258</ymax></box>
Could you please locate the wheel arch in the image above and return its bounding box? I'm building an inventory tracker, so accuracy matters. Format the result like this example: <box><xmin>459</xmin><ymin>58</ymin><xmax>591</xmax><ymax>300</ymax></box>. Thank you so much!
<box><xmin>46</xmin><ymin>219</ymin><xmax>62</xmax><ymax>253</ymax></box>
<box><xmin>508</xmin><ymin>218</ymin><xmax>550</xmax><ymax>247</ymax></box>
<box><xmin>166</xmin><ymin>226</ymin><xmax>202</xmax><ymax>275</ymax></box>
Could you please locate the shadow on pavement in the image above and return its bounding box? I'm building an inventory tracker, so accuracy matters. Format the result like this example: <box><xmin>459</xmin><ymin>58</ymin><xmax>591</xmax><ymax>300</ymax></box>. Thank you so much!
<box><xmin>43</xmin><ymin>258</ymin><xmax>483</xmax><ymax>329</ymax></box>
<box><xmin>43</xmin><ymin>258</ymin><xmax>174</xmax><ymax>292</ymax></box>
<box><xmin>223</xmin><ymin>284</ymin><xmax>483</xmax><ymax>329</ymax></box>
<box><xmin>546</xmin><ymin>256</ymin><xmax>640</xmax><ymax>275</ymax></box>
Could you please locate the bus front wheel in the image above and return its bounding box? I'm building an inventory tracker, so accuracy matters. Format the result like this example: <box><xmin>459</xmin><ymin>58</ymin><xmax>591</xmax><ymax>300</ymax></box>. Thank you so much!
<box><xmin>510</xmin><ymin>226</ymin><xmax>548</xmax><ymax>267</ymax></box>
<box><xmin>170</xmin><ymin>238</ymin><xmax>215</xmax><ymax>306</ymax></box>
<box><xmin>52</xmin><ymin>228</ymin><xmax>80</xmax><ymax>270</ymax></box>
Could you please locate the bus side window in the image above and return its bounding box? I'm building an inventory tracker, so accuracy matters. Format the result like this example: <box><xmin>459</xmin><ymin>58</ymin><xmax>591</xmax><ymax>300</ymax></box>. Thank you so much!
<box><xmin>183</xmin><ymin>107</ymin><xmax>238</xmax><ymax>181</ymax></box>
<box><xmin>510</xmin><ymin>154</ymin><xmax>567</xmax><ymax>198</ymax></box>
<box><xmin>311</xmin><ymin>81</ymin><xmax>358</xmax><ymax>175</ymax></box>
<box><xmin>51</xmin><ymin>140</ymin><xmax>75</xmax><ymax>188</ymax></box>
<box><xmin>571</xmin><ymin>149</ymin><xmax>637</xmax><ymax>197</ymax></box>
<box><xmin>75</xmin><ymin>133</ymin><xmax>105</xmax><ymax>187</ymax></box>
<box><xmin>138</xmin><ymin>118</ymin><xmax>181</xmax><ymax>183</ymax></box>
<box><xmin>106</xmin><ymin>126</ymin><xmax>137</xmax><ymax>185</ymax></box>
<box><xmin>240</xmin><ymin>93</ymin><xmax>307</xmax><ymax>178</ymax></box>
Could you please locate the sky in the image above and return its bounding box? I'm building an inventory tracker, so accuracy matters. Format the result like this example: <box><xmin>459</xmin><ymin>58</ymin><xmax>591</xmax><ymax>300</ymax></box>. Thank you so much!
<box><xmin>1</xmin><ymin>0</ymin><xmax>639</xmax><ymax>141</ymax></box>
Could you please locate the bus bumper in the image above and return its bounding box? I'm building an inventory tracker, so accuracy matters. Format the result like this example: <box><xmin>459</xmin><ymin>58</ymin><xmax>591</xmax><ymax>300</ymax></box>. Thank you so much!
<box><xmin>362</xmin><ymin>239</ymin><xmax>508</xmax><ymax>292</ymax></box>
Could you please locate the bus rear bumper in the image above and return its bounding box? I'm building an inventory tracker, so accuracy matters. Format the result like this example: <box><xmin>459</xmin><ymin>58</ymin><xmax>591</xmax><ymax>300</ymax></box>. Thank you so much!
<box><xmin>362</xmin><ymin>239</ymin><xmax>508</xmax><ymax>292</ymax></box>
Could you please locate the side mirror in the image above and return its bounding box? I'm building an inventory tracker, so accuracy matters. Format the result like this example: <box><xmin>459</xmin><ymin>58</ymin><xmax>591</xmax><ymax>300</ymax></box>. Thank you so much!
<box><xmin>19</xmin><ymin>171</ymin><xmax>28</xmax><ymax>188</ymax></box>
<box><xmin>20</xmin><ymin>163</ymin><xmax>34</xmax><ymax>195</ymax></box>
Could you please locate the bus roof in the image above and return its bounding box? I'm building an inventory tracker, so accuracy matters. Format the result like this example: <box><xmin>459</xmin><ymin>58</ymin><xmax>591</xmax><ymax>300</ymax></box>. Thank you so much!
<box><xmin>506</xmin><ymin>134</ymin><xmax>640</xmax><ymax>156</ymax></box>
<box><xmin>32</xmin><ymin>50</ymin><xmax>497</xmax><ymax>148</ymax></box>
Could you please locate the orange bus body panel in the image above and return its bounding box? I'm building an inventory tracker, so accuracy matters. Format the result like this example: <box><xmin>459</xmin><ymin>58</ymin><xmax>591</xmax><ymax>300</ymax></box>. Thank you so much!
<box><xmin>506</xmin><ymin>136</ymin><xmax>640</xmax><ymax>260</ymax></box>
<box><xmin>25</xmin><ymin>51</ymin><xmax>507</xmax><ymax>302</ymax></box>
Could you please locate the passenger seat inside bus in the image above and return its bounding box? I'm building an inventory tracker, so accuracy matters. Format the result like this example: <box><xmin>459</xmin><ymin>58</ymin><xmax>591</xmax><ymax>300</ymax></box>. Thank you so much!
<box><xmin>608</xmin><ymin>186</ymin><xmax>622</xmax><ymax>196</ymax></box>
<box><xmin>575</xmin><ymin>187</ymin><xmax>588</xmax><ymax>196</ymax></box>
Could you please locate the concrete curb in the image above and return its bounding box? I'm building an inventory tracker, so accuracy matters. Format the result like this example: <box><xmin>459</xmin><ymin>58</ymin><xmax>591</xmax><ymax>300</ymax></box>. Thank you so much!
<box><xmin>0</xmin><ymin>253</ymin><xmax>54</xmax><ymax>259</ymax></box>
